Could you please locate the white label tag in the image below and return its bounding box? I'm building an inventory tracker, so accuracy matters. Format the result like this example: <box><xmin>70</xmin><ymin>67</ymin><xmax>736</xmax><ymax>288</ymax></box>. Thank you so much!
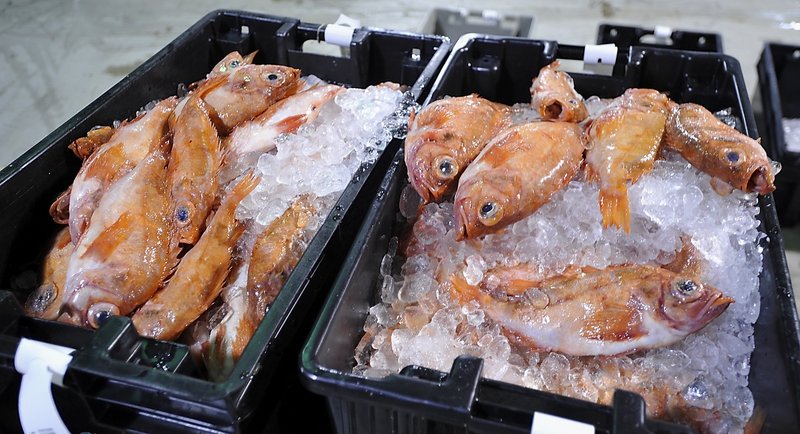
<box><xmin>583</xmin><ymin>44</ymin><xmax>618</xmax><ymax>75</ymax></box>
<box><xmin>531</xmin><ymin>412</ymin><xmax>594</xmax><ymax>434</ymax></box>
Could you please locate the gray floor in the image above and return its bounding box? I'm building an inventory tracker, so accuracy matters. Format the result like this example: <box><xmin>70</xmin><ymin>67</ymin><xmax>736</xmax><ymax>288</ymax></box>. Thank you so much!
<box><xmin>2</xmin><ymin>0</ymin><xmax>800</xmax><ymax>296</ymax></box>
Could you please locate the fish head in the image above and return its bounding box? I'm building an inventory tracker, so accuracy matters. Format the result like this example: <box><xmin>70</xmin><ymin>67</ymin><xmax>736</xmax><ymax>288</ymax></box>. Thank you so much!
<box><xmin>405</xmin><ymin>128</ymin><xmax>464</xmax><ymax>202</ymax></box>
<box><xmin>713</xmin><ymin>143</ymin><xmax>777</xmax><ymax>194</ymax></box>
<box><xmin>660</xmin><ymin>276</ymin><xmax>733</xmax><ymax>333</ymax></box>
<box><xmin>24</xmin><ymin>283</ymin><xmax>62</xmax><ymax>320</ymax></box>
<box><xmin>453</xmin><ymin>171</ymin><xmax>520</xmax><ymax>240</ymax></box>
<box><xmin>228</xmin><ymin>64</ymin><xmax>302</xmax><ymax>97</ymax></box>
<box><xmin>624</xmin><ymin>88</ymin><xmax>671</xmax><ymax>113</ymax></box>
<box><xmin>61</xmin><ymin>276</ymin><xmax>125</xmax><ymax>329</ymax></box>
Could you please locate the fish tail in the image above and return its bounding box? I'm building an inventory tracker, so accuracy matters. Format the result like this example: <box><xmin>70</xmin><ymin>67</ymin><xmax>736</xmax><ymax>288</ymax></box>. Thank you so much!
<box><xmin>598</xmin><ymin>185</ymin><xmax>631</xmax><ymax>233</ymax></box>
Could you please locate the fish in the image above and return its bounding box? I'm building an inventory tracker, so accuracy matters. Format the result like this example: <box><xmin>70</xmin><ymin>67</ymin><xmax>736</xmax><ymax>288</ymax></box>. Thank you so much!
<box><xmin>661</xmin><ymin>102</ymin><xmax>776</xmax><ymax>194</ymax></box>
<box><xmin>219</xmin><ymin>84</ymin><xmax>344</xmax><ymax>187</ymax></box>
<box><xmin>585</xmin><ymin>88</ymin><xmax>673</xmax><ymax>233</ymax></box>
<box><xmin>167</xmin><ymin>80</ymin><xmax>226</xmax><ymax>245</ymax></box>
<box><xmin>529</xmin><ymin>60</ymin><xmax>588</xmax><ymax>122</ymax></box>
<box><xmin>60</xmin><ymin>138</ymin><xmax>178</xmax><ymax>329</ymax></box>
<box><xmin>404</xmin><ymin>94</ymin><xmax>511</xmax><ymax>203</ymax></box>
<box><xmin>201</xmin><ymin>195</ymin><xmax>318</xmax><ymax>381</ymax></box>
<box><xmin>132</xmin><ymin>172</ymin><xmax>259</xmax><ymax>340</ymax></box>
<box><xmin>447</xmin><ymin>261</ymin><xmax>733</xmax><ymax>356</ymax></box>
<box><xmin>200</xmin><ymin>64</ymin><xmax>303</xmax><ymax>134</ymax></box>
<box><xmin>65</xmin><ymin>97</ymin><xmax>177</xmax><ymax>241</ymax></box>
<box><xmin>453</xmin><ymin>121</ymin><xmax>585</xmax><ymax>240</ymax></box>
<box><xmin>24</xmin><ymin>227</ymin><xmax>72</xmax><ymax>320</ymax></box>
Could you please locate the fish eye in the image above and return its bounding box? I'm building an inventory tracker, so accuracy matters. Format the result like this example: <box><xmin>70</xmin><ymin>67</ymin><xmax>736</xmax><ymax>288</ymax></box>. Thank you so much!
<box><xmin>229</xmin><ymin>59</ymin><xmax>241</xmax><ymax>68</ymax></box>
<box><xmin>676</xmin><ymin>280</ymin><xmax>698</xmax><ymax>295</ymax></box>
<box><xmin>433</xmin><ymin>156</ymin><xmax>458</xmax><ymax>180</ymax></box>
<box><xmin>725</xmin><ymin>151</ymin><xmax>740</xmax><ymax>163</ymax></box>
<box><xmin>478</xmin><ymin>201</ymin><xmax>503</xmax><ymax>226</ymax></box>
<box><xmin>266</xmin><ymin>72</ymin><xmax>281</xmax><ymax>82</ymax></box>
<box><xmin>87</xmin><ymin>302</ymin><xmax>119</xmax><ymax>329</ymax></box>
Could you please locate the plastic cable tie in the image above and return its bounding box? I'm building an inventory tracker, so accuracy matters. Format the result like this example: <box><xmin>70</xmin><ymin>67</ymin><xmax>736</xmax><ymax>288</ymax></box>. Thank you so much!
<box><xmin>654</xmin><ymin>25</ymin><xmax>673</xmax><ymax>40</ymax></box>
<box><xmin>324</xmin><ymin>14</ymin><xmax>360</xmax><ymax>47</ymax></box>
<box><xmin>583</xmin><ymin>44</ymin><xmax>618</xmax><ymax>75</ymax></box>
<box><xmin>15</xmin><ymin>338</ymin><xmax>75</xmax><ymax>434</ymax></box>
<box><xmin>531</xmin><ymin>412</ymin><xmax>594</xmax><ymax>434</ymax></box>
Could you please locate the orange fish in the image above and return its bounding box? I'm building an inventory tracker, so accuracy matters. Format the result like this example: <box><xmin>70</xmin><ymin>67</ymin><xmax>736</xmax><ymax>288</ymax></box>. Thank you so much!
<box><xmin>24</xmin><ymin>227</ymin><xmax>72</xmax><ymax>320</ymax></box>
<box><xmin>529</xmin><ymin>60</ymin><xmax>588</xmax><ymax>122</ymax></box>
<box><xmin>132</xmin><ymin>172</ymin><xmax>259</xmax><ymax>340</ymax></box>
<box><xmin>454</xmin><ymin>121</ymin><xmax>585</xmax><ymax>240</ymax></box>
<box><xmin>448</xmin><ymin>262</ymin><xmax>732</xmax><ymax>356</ymax></box>
<box><xmin>61</xmin><ymin>139</ymin><xmax>177</xmax><ymax>329</ymax></box>
<box><xmin>662</xmin><ymin>103</ymin><xmax>776</xmax><ymax>194</ymax></box>
<box><xmin>68</xmin><ymin>125</ymin><xmax>116</xmax><ymax>160</ymax></box>
<box><xmin>201</xmin><ymin>195</ymin><xmax>318</xmax><ymax>381</ymax></box>
<box><xmin>200</xmin><ymin>64</ymin><xmax>302</xmax><ymax>134</ymax></box>
<box><xmin>66</xmin><ymin>97</ymin><xmax>177</xmax><ymax>241</ymax></box>
<box><xmin>167</xmin><ymin>78</ymin><xmax>226</xmax><ymax>245</ymax></box>
<box><xmin>405</xmin><ymin>94</ymin><xmax>511</xmax><ymax>203</ymax></box>
<box><xmin>585</xmin><ymin>88</ymin><xmax>673</xmax><ymax>232</ymax></box>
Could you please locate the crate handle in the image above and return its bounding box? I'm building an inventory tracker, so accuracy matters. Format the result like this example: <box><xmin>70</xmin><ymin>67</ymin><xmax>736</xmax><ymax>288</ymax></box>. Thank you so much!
<box><xmin>14</xmin><ymin>338</ymin><xmax>74</xmax><ymax>434</ymax></box>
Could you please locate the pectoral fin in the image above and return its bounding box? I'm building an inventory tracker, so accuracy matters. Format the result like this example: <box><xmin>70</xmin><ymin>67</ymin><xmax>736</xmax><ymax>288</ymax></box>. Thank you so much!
<box><xmin>579</xmin><ymin>302</ymin><xmax>644</xmax><ymax>341</ymax></box>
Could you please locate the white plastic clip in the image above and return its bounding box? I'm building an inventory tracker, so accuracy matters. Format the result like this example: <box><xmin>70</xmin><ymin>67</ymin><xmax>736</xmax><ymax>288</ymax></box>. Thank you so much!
<box><xmin>583</xmin><ymin>43</ymin><xmax>618</xmax><ymax>75</ymax></box>
<box><xmin>324</xmin><ymin>14</ymin><xmax>361</xmax><ymax>47</ymax></box>
<box><xmin>531</xmin><ymin>412</ymin><xmax>594</xmax><ymax>434</ymax></box>
<box><xmin>15</xmin><ymin>338</ymin><xmax>74</xmax><ymax>434</ymax></box>
<box><xmin>654</xmin><ymin>25</ymin><xmax>673</xmax><ymax>44</ymax></box>
<box><xmin>482</xmin><ymin>9</ymin><xmax>501</xmax><ymax>22</ymax></box>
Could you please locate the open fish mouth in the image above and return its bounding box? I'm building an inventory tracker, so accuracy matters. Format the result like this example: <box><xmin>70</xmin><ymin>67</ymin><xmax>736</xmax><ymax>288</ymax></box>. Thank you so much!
<box><xmin>746</xmin><ymin>166</ymin><xmax>775</xmax><ymax>194</ymax></box>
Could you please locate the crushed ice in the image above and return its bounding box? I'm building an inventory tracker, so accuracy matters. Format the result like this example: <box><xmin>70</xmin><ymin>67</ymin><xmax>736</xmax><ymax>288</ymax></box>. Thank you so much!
<box><xmin>235</xmin><ymin>83</ymin><xmax>415</xmax><ymax>231</ymax></box>
<box><xmin>355</xmin><ymin>105</ymin><xmax>764</xmax><ymax>434</ymax></box>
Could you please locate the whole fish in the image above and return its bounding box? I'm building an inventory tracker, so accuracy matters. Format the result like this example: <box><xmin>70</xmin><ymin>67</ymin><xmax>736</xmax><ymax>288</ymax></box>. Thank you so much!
<box><xmin>132</xmin><ymin>172</ymin><xmax>259</xmax><ymax>340</ymax></box>
<box><xmin>201</xmin><ymin>64</ymin><xmax>302</xmax><ymax>134</ymax></box>
<box><xmin>585</xmin><ymin>88</ymin><xmax>673</xmax><ymax>233</ymax></box>
<box><xmin>662</xmin><ymin>103</ymin><xmax>776</xmax><ymax>194</ymax></box>
<box><xmin>201</xmin><ymin>195</ymin><xmax>318</xmax><ymax>381</ymax></box>
<box><xmin>529</xmin><ymin>60</ymin><xmax>588</xmax><ymax>122</ymax></box>
<box><xmin>405</xmin><ymin>94</ymin><xmax>511</xmax><ymax>203</ymax></box>
<box><xmin>447</xmin><ymin>262</ymin><xmax>733</xmax><ymax>356</ymax></box>
<box><xmin>167</xmin><ymin>81</ymin><xmax>225</xmax><ymax>245</ymax></box>
<box><xmin>219</xmin><ymin>84</ymin><xmax>344</xmax><ymax>187</ymax></box>
<box><xmin>61</xmin><ymin>139</ymin><xmax>177</xmax><ymax>329</ymax></box>
<box><xmin>65</xmin><ymin>97</ymin><xmax>177</xmax><ymax>241</ymax></box>
<box><xmin>454</xmin><ymin>121</ymin><xmax>585</xmax><ymax>240</ymax></box>
<box><xmin>24</xmin><ymin>227</ymin><xmax>72</xmax><ymax>320</ymax></box>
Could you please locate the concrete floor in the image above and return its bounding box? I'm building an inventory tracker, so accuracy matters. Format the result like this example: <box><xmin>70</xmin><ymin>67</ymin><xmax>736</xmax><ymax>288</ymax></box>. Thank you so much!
<box><xmin>1</xmin><ymin>0</ymin><xmax>799</xmax><ymax>287</ymax></box>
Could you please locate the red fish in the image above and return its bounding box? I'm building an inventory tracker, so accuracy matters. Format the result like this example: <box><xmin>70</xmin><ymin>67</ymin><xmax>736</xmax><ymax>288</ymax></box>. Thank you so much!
<box><xmin>529</xmin><ymin>60</ymin><xmax>588</xmax><ymax>122</ymax></box>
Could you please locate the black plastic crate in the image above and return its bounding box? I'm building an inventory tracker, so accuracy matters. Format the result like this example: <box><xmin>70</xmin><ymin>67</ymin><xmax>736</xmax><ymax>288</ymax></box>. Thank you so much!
<box><xmin>597</xmin><ymin>24</ymin><xmax>723</xmax><ymax>52</ymax></box>
<box><xmin>300</xmin><ymin>34</ymin><xmax>800</xmax><ymax>433</ymax></box>
<box><xmin>0</xmin><ymin>9</ymin><xmax>449</xmax><ymax>433</ymax></box>
<box><xmin>756</xmin><ymin>43</ymin><xmax>800</xmax><ymax>226</ymax></box>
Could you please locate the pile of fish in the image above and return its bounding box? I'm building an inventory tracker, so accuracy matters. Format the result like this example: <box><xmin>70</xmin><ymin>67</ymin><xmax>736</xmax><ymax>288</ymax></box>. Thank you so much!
<box><xmin>24</xmin><ymin>51</ymin><xmax>409</xmax><ymax>381</ymax></box>
<box><xmin>355</xmin><ymin>60</ymin><xmax>776</xmax><ymax>433</ymax></box>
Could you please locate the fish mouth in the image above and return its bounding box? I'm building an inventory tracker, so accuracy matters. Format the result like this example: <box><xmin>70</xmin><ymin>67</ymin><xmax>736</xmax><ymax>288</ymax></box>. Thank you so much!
<box><xmin>454</xmin><ymin>202</ymin><xmax>470</xmax><ymax>241</ymax></box>
<box><xmin>543</xmin><ymin>99</ymin><xmax>564</xmax><ymax>120</ymax></box>
<box><xmin>747</xmin><ymin>165</ymin><xmax>775</xmax><ymax>194</ymax></box>
<box><xmin>688</xmin><ymin>292</ymin><xmax>734</xmax><ymax>332</ymax></box>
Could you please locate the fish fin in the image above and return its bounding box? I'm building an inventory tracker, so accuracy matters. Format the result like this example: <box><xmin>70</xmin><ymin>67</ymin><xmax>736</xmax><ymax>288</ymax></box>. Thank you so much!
<box><xmin>709</xmin><ymin>177</ymin><xmax>734</xmax><ymax>196</ymax></box>
<box><xmin>243</xmin><ymin>51</ymin><xmax>258</xmax><ymax>65</ymax></box>
<box><xmin>663</xmin><ymin>236</ymin><xmax>703</xmax><ymax>276</ymax></box>
<box><xmin>68</xmin><ymin>126</ymin><xmax>114</xmax><ymax>159</ymax></box>
<box><xmin>275</xmin><ymin>113</ymin><xmax>308</xmax><ymax>135</ymax></box>
<box><xmin>226</xmin><ymin>170</ymin><xmax>260</xmax><ymax>203</ymax></box>
<box><xmin>598</xmin><ymin>185</ymin><xmax>631</xmax><ymax>233</ymax></box>
<box><xmin>584</xmin><ymin>162</ymin><xmax>600</xmax><ymax>183</ymax></box>
<box><xmin>580</xmin><ymin>302</ymin><xmax>644</xmax><ymax>341</ymax></box>
<box><xmin>49</xmin><ymin>186</ymin><xmax>72</xmax><ymax>224</ymax></box>
<box><xmin>80</xmin><ymin>212</ymin><xmax>134</xmax><ymax>260</ymax></box>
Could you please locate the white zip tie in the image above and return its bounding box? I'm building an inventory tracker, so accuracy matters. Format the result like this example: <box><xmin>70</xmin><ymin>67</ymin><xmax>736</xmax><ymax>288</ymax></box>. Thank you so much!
<box><xmin>15</xmin><ymin>338</ymin><xmax>74</xmax><ymax>434</ymax></box>
<box><xmin>324</xmin><ymin>14</ymin><xmax>362</xmax><ymax>47</ymax></box>
<box><xmin>583</xmin><ymin>43</ymin><xmax>618</xmax><ymax>75</ymax></box>
<box><xmin>531</xmin><ymin>412</ymin><xmax>594</xmax><ymax>434</ymax></box>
